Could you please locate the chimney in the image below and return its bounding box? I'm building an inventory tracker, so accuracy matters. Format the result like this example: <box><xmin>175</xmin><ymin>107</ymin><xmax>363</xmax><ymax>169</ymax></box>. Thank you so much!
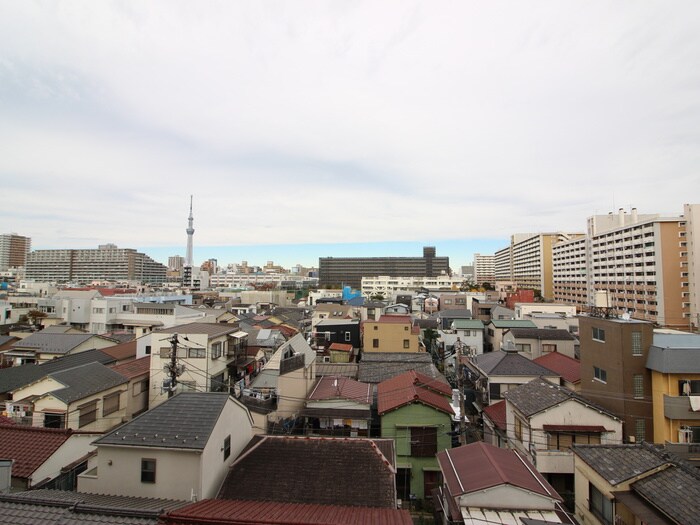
<box><xmin>618</xmin><ymin>208</ymin><xmax>625</xmax><ymax>226</ymax></box>
<box><xmin>631</xmin><ymin>207</ymin><xmax>638</xmax><ymax>223</ymax></box>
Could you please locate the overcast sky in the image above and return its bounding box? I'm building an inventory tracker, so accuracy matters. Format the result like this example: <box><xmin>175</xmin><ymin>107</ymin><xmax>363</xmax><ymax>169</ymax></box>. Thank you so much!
<box><xmin>1</xmin><ymin>2</ymin><xmax>698</xmax><ymax>267</ymax></box>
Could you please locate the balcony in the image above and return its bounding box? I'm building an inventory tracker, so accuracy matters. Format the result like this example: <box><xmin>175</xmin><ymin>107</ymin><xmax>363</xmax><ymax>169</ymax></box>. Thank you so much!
<box><xmin>530</xmin><ymin>447</ymin><xmax>574</xmax><ymax>474</ymax></box>
<box><xmin>239</xmin><ymin>389</ymin><xmax>277</xmax><ymax>413</ymax></box>
<box><xmin>280</xmin><ymin>352</ymin><xmax>305</xmax><ymax>375</ymax></box>
<box><xmin>664</xmin><ymin>395</ymin><xmax>700</xmax><ymax>421</ymax></box>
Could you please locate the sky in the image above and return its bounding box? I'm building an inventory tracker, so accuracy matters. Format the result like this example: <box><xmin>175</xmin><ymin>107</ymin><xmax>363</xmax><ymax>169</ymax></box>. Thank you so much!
<box><xmin>1</xmin><ymin>1</ymin><xmax>699</xmax><ymax>269</ymax></box>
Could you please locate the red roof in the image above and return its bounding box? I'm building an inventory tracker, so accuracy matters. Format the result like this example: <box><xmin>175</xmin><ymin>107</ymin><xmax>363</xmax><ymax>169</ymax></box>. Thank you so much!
<box><xmin>377</xmin><ymin>370</ymin><xmax>454</xmax><ymax>416</ymax></box>
<box><xmin>542</xmin><ymin>424</ymin><xmax>609</xmax><ymax>433</ymax></box>
<box><xmin>100</xmin><ymin>341</ymin><xmax>137</xmax><ymax>362</ymax></box>
<box><xmin>533</xmin><ymin>351</ymin><xmax>581</xmax><ymax>384</ymax></box>
<box><xmin>110</xmin><ymin>356</ymin><xmax>150</xmax><ymax>379</ymax></box>
<box><xmin>482</xmin><ymin>400</ymin><xmax>506</xmax><ymax>431</ymax></box>
<box><xmin>328</xmin><ymin>343</ymin><xmax>353</xmax><ymax>352</ymax></box>
<box><xmin>437</xmin><ymin>442</ymin><xmax>561</xmax><ymax>501</ymax></box>
<box><xmin>0</xmin><ymin>425</ymin><xmax>73</xmax><ymax>479</ymax></box>
<box><xmin>377</xmin><ymin>315</ymin><xmax>412</xmax><ymax>324</ymax></box>
<box><xmin>308</xmin><ymin>376</ymin><xmax>371</xmax><ymax>404</ymax></box>
<box><xmin>161</xmin><ymin>499</ymin><xmax>413</xmax><ymax>525</ymax></box>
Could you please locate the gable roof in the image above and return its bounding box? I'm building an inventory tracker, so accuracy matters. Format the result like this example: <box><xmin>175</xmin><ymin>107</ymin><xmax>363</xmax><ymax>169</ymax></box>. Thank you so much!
<box><xmin>437</xmin><ymin>442</ymin><xmax>561</xmax><ymax>500</ymax></box>
<box><xmin>508</xmin><ymin>327</ymin><xmax>576</xmax><ymax>341</ymax></box>
<box><xmin>533</xmin><ymin>352</ymin><xmax>581</xmax><ymax>383</ymax></box>
<box><xmin>632</xmin><ymin>462</ymin><xmax>700</xmax><ymax>525</ymax></box>
<box><xmin>572</xmin><ymin>444</ymin><xmax>668</xmax><ymax>486</ymax></box>
<box><xmin>482</xmin><ymin>400</ymin><xmax>507</xmax><ymax>431</ymax></box>
<box><xmin>473</xmin><ymin>351</ymin><xmax>560</xmax><ymax>377</ymax></box>
<box><xmin>375</xmin><ymin>315</ymin><xmax>412</xmax><ymax>324</ymax></box>
<box><xmin>438</xmin><ymin>309</ymin><xmax>473</xmax><ymax>319</ymax></box>
<box><xmin>42</xmin><ymin>362</ymin><xmax>128</xmax><ymax>404</ymax></box>
<box><xmin>451</xmin><ymin>319</ymin><xmax>485</xmax><ymax>330</ymax></box>
<box><xmin>217</xmin><ymin>436</ymin><xmax>397</xmax><ymax>508</ymax></box>
<box><xmin>504</xmin><ymin>378</ymin><xmax>617</xmax><ymax>420</ymax></box>
<box><xmin>357</xmin><ymin>352</ymin><xmax>448</xmax><ymax>384</ymax></box>
<box><xmin>489</xmin><ymin>319</ymin><xmax>538</xmax><ymax>329</ymax></box>
<box><xmin>0</xmin><ymin>424</ymin><xmax>73</xmax><ymax>479</ymax></box>
<box><xmin>377</xmin><ymin>370</ymin><xmax>454</xmax><ymax>416</ymax></box>
<box><xmin>93</xmin><ymin>392</ymin><xmax>235</xmax><ymax>450</ymax></box>
<box><xmin>110</xmin><ymin>356</ymin><xmax>150</xmax><ymax>380</ymax></box>
<box><xmin>100</xmin><ymin>340</ymin><xmax>137</xmax><ymax>361</ymax></box>
<box><xmin>308</xmin><ymin>376</ymin><xmax>371</xmax><ymax>404</ymax></box>
<box><xmin>11</xmin><ymin>333</ymin><xmax>112</xmax><ymax>355</ymax></box>
<box><xmin>157</xmin><ymin>322</ymin><xmax>240</xmax><ymax>339</ymax></box>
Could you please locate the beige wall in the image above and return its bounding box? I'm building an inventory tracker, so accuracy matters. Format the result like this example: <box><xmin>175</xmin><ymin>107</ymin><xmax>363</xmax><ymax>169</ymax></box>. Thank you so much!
<box><xmin>364</xmin><ymin>321</ymin><xmax>420</xmax><ymax>353</ymax></box>
<box><xmin>29</xmin><ymin>433</ymin><xmax>99</xmax><ymax>488</ymax></box>
<box><xmin>276</xmin><ymin>359</ymin><xmax>316</xmax><ymax>419</ymax></box>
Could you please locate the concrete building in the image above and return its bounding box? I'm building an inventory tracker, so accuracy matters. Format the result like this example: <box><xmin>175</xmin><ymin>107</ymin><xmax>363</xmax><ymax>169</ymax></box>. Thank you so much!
<box><xmin>684</xmin><ymin>203</ymin><xmax>700</xmax><ymax>331</ymax></box>
<box><xmin>473</xmin><ymin>253</ymin><xmax>495</xmax><ymax>285</ymax></box>
<box><xmin>363</xmin><ymin>315</ymin><xmax>421</xmax><ymax>353</ymax></box>
<box><xmin>26</xmin><ymin>244</ymin><xmax>167</xmax><ymax>285</ymax></box>
<box><xmin>319</xmin><ymin>246</ymin><xmax>450</xmax><ymax>289</ymax></box>
<box><xmin>361</xmin><ymin>274</ymin><xmax>463</xmax><ymax>297</ymax></box>
<box><xmin>0</xmin><ymin>233</ymin><xmax>31</xmax><ymax>271</ymax></box>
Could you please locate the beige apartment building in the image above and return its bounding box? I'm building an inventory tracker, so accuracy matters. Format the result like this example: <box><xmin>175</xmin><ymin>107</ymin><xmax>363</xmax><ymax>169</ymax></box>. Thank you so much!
<box><xmin>473</xmin><ymin>253</ymin><xmax>495</xmax><ymax>285</ymax></box>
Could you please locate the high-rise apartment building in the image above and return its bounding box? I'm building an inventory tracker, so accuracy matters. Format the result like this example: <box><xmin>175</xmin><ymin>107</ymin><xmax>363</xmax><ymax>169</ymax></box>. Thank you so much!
<box><xmin>26</xmin><ymin>244</ymin><xmax>167</xmax><ymax>284</ymax></box>
<box><xmin>685</xmin><ymin>204</ymin><xmax>700</xmax><ymax>331</ymax></box>
<box><xmin>318</xmin><ymin>246</ymin><xmax>450</xmax><ymax>289</ymax></box>
<box><xmin>473</xmin><ymin>253</ymin><xmax>495</xmax><ymax>285</ymax></box>
<box><xmin>494</xmin><ymin>232</ymin><xmax>583</xmax><ymax>300</ymax></box>
<box><xmin>553</xmin><ymin>206</ymin><xmax>694</xmax><ymax>329</ymax></box>
<box><xmin>0</xmin><ymin>234</ymin><xmax>31</xmax><ymax>271</ymax></box>
<box><xmin>168</xmin><ymin>256</ymin><xmax>185</xmax><ymax>271</ymax></box>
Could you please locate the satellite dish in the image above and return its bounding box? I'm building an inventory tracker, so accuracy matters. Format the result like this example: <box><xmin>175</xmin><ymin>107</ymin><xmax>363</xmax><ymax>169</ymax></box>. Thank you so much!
<box><xmin>621</xmin><ymin>312</ymin><xmax>631</xmax><ymax>321</ymax></box>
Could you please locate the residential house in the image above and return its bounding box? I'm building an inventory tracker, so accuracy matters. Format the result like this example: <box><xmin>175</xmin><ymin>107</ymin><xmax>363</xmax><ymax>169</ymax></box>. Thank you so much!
<box><xmin>358</xmin><ymin>352</ymin><xmax>446</xmax><ymax>386</ymax></box>
<box><xmin>526</xmin><ymin>313</ymin><xmax>580</xmax><ymax>338</ymax></box>
<box><xmin>310</xmin><ymin>304</ymin><xmax>353</xmax><ymax>332</ymax></box>
<box><xmin>573</xmin><ymin>443</ymin><xmax>700</xmax><ymax>525</ymax></box>
<box><xmin>302</xmin><ymin>376</ymin><xmax>372</xmax><ymax>436</ymax></box>
<box><xmin>484</xmin><ymin>319</ymin><xmax>537</xmax><ymax>353</ymax></box>
<box><xmin>438</xmin><ymin>294</ymin><xmax>470</xmax><ymax>312</ymax></box>
<box><xmin>4</xmin><ymin>331</ymin><xmax>117</xmax><ymax>365</ymax></box>
<box><xmin>439</xmin><ymin>319</ymin><xmax>484</xmax><ymax>362</ymax></box>
<box><xmin>465</xmin><ymin>347</ymin><xmax>560</xmax><ymax>409</ymax></box>
<box><xmin>646</xmin><ymin>332</ymin><xmax>700</xmax><ymax>462</ymax></box>
<box><xmin>470</xmin><ymin>297</ymin><xmax>500</xmax><ymax>324</ymax></box>
<box><xmin>0</xmin><ymin>422</ymin><xmax>100</xmax><ymax>491</ymax></box>
<box><xmin>78</xmin><ymin>392</ymin><xmax>253</xmax><ymax>501</ymax></box>
<box><xmin>363</xmin><ymin>315</ymin><xmax>420</xmax><ymax>353</ymax></box>
<box><xmin>327</xmin><ymin>342</ymin><xmax>356</xmax><ymax>363</ymax></box>
<box><xmin>10</xmin><ymin>361</ymin><xmax>128</xmax><ymax>431</ymax></box>
<box><xmin>578</xmin><ymin>315</ymin><xmax>655</xmax><ymax>443</ymax></box>
<box><xmin>435</xmin><ymin>441</ymin><xmax>571</xmax><ymax>525</ymax></box>
<box><xmin>378</xmin><ymin>370</ymin><xmax>454</xmax><ymax>502</ymax></box>
<box><xmin>312</xmin><ymin>318</ymin><xmax>361</xmax><ymax>352</ymax></box>
<box><xmin>514</xmin><ymin>302</ymin><xmax>577</xmax><ymax>319</ymax></box>
<box><xmin>503</xmin><ymin>327</ymin><xmax>577</xmax><ymax>360</ymax></box>
<box><xmin>240</xmin><ymin>334</ymin><xmax>316</xmax><ymax>434</ymax></box>
<box><xmin>491</xmin><ymin>305</ymin><xmax>515</xmax><ymax>320</ymax></box>
<box><xmin>217</xmin><ymin>435</ymin><xmax>399</xmax><ymax>508</ymax></box>
<box><xmin>109</xmin><ymin>356</ymin><xmax>150</xmax><ymax>419</ymax></box>
<box><xmin>534</xmin><ymin>351</ymin><xmax>582</xmax><ymax>391</ymax></box>
<box><xmin>503</xmin><ymin>378</ymin><xmax>623</xmax><ymax>509</ymax></box>
<box><xmin>384</xmin><ymin>303</ymin><xmax>411</xmax><ymax>315</ymax></box>
<box><xmin>143</xmin><ymin>322</ymin><xmax>247</xmax><ymax>408</ymax></box>
<box><xmin>435</xmin><ymin>309</ymin><xmax>472</xmax><ymax>330</ymax></box>
<box><xmin>482</xmin><ymin>400</ymin><xmax>507</xmax><ymax>448</ymax></box>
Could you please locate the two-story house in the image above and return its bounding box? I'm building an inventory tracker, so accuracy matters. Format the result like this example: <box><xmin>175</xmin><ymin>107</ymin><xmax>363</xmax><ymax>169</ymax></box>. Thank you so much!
<box><xmin>503</xmin><ymin>327</ymin><xmax>578</xmax><ymax>360</ymax></box>
<box><xmin>363</xmin><ymin>315</ymin><xmax>420</xmax><ymax>353</ymax></box>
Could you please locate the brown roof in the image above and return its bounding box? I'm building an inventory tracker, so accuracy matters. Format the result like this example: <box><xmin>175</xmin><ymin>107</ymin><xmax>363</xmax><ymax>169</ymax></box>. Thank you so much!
<box><xmin>308</xmin><ymin>376</ymin><xmax>371</xmax><ymax>404</ymax></box>
<box><xmin>377</xmin><ymin>370</ymin><xmax>454</xmax><ymax>416</ymax></box>
<box><xmin>482</xmin><ymin>400</ymin><xmax>507</xmax><ymax>431</ymax></box>
<box><xmin>217</xmin><ymin>436</ymin><xmax>397</xmax><ymax>508</ymax></box>
<box><xmin>100</xmin><ymin>340</ymin><xmax>137</xmax><ymax>362</ymax></box>
<box><xmin>437</xmin><ymin>442</ymin><xmax>562</xmax><ymax>501</ymax></box>
<box><xmin>162</xmin><ymin>499</ymin><xmax>413</xmax><ymax>525</ymax></box>
<box><xmin>533</xmin><ymin>351</ymin><xmax>581</xmax><ymax>384</ymax></box>
<box><xmin>110</xmin><ymin>356</ymin><xmax>150</xmax><ymax>380</ymax></box>
<box><xmin>0</xmin><ymin>424</ymin><xmax>73</xmax><ymax>479</ymax></box>
<box><xmin>159</xmin><ymin>323</ymin><xmax>240</xmax><ymax>338</ymax></box>
<box><xmin>377</xmin><ymin>315</ymin><xmax>412</xmax><ymax>324</ymax></box>
<box><xmin>329</xmin><ymin>342</ymin><xmax>353</xmax><ymax>352</ymax></box>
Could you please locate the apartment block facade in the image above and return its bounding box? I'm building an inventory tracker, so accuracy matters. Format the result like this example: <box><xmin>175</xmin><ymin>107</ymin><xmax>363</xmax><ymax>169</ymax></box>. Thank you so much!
<box><xmin>0</xmin><ymin>234</ymin><xmax>31</xmax><ymax>271</ymax></box>
<box><xmin>473</xmin><ymin>253</ymin><xmax>495</xmax><ymax>285</ymax></box>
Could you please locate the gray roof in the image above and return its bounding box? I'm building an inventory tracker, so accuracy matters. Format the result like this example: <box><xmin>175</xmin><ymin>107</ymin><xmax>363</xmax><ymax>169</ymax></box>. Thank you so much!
<box><xmin>632</xmin><ymin>463</ymin><xmax>700</xmax><ymax>525</ymax></box>
<box><xmin>157</xmin><ymin>322</ymin><xmax>240</xmax><ymax>339</ymax></box>
<box><xmin>0</xmin><ymin>349</ymin><xmax>117</xmax><ymax>394</ymax></box>
<box><xmin>572</xmin><ymin>444</ymin><xmax>668</xmax><ymax>485</ymax></box>
<box><xmin>438</xmin><ymin>309</ymin><xmax>472</xmax><ymax>319</ymax></box>
<box><xmin>504</xmin><ymin>378</ymin><xmax>617</xmax><ymax>419</ymax></box>
<box><xmin>45</xmin><ymin>362</ymin><xmax>128</xmax><ymax>404</ymax></box>
<box><xmin>358</xmin><ymin>352</ymin><xmax>448</xmax><ymax>384</ymax></box>
<box><xmin>473</xmin><ymin>351</ymin><xmax>559</xmax><ymax>377</ymax></box>
<box><xmin>94</xmin><ymin>392</ymin><xmax>232</xmax><ymax>450</ymax></box>
<box><xmin>508</xmin><ymin>328</ymin><xmax>576</xmax><ymax>341</ymax></box>
<box><xmin>647</xmin><ymin>333</ymin><xmax>700</xmax><ymax>373</ymax></box>
<box><xmin>11</xmin><ymin>333</ymin><xmax>104</xmax><ymax>355</ymax></box>
<box><xmin>489</xmin><ymin>319</ymin><xmax>538</xmax><ymax>329</ymax></box>
<box><xmin>4</xmin><ymin>488</ymin><xmax>187</xmax><ymax>512</ymax></box>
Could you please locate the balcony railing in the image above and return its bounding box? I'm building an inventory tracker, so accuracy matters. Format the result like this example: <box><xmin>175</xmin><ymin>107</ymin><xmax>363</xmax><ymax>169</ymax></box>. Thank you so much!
<box><xmin>663</xmin><ymin>395</ymin><xmax>700</xmax><ymax>421</ymax></box>
<box><xmin>280</xmin><ymin>353</ymin><xmax>305</xmax><ymax>375</ymax></box>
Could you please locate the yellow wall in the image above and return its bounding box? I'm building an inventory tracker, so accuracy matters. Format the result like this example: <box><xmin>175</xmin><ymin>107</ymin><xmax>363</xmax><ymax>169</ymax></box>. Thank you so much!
<box><xmin>364</xmin><ymin>320</ymin><xmax>420</xmax><ymax>353</ymax></box>
<box><xmin>651</xmin><ymin>369</ymin><xmax>700</xmax><ymax>443</ymax></box>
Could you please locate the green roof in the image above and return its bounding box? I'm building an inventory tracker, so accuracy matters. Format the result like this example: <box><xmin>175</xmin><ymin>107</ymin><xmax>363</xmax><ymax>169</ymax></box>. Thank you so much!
<box><xmin>490</xmin><ymin>319</ymin><xmax>537</xmax><ymax>329</ymax></box>
<box><xmin>452</xmin><ymin>319</ymin><xmax>485</xmax><ymax>330</ymax></box>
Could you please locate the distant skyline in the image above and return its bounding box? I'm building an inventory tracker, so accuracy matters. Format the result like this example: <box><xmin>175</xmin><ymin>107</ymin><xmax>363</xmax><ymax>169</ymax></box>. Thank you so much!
<box><xmin>2</xmin><ymin>3</ymin><xmax>699</xmax><ymax>257</ymax></box>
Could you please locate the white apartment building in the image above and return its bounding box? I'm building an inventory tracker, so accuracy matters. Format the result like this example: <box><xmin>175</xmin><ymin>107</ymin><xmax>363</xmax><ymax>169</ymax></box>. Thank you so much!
<box><xmin>209</xmin><ymin>272</ymin><xmax>316</xmax><ymax>290</ymax></box>
<box><xmin>552</xmin><ymin>235</ymin><xmax>588</xmax><ymax>306</ymax></box>
<box><xmin>473</xmin><ymin>253</ymin><xmax>495</xmax><ymax>285</ymax></box>
<box><xmin>361</xmin><ymin>274</ymin><xmax>464</xmax><ymax>296</ymax></box>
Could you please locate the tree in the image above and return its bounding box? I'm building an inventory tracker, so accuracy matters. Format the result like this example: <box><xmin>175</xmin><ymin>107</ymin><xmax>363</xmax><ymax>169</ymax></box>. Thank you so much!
<box><xmin>26</xmin><ymin>309</ymin><xmax>48</xmax><ymax>326</ymax></box>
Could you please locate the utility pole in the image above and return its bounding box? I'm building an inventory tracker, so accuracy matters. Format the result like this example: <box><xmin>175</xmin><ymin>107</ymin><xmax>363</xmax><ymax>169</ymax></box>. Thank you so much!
<box><xmin>167</xmin><ymin>333</ymin><xmax>179</xmax><ymax>398</ymax></box>
<box><xmin>456</xmin><ymin>339</ymin><xmax>467</xmax><ymax>446</ymax></box>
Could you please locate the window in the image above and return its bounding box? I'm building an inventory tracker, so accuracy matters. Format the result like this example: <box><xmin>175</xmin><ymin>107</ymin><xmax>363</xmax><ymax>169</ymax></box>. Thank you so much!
<box><xmin>633</xmin><ymin>374</ymin><xmax>644</xmax><ymax>399</ymax></box>
<box><xmin>373</xmin><ymin>325</ymin><xmax>378</xmax><ymax>330</ymax></box>
<box><xmin>403</xmin><ymin>339</ymin><xmax>410</xmax><ymax>349</ymax></box>
<box><xmin>542</xmin><ymin>344</ymin><xmax>557</xmax><ymax>353</ymax></box>
<box><xmin>223</xmin><ymin>435</ymin><xmax>231</xmax><ymax>460</ymax></box>
<box><xmin>631</xmin><ymin>332</ymin><xmax>642</xmax><ymax>356</ymax></box>
<box><xmin>635</xmin><ymin>419</ymin><xmax>646</xmax><ymax>442</ymax></box>
<box><xmin>141</xmin><ymin>459</ymin><xmax>156</xmax><ymax>483</ymax></box>
<box><xmin>514</xmin><ymin>416</ymin><xmax>523</xmax><ymax>440</ymax></box>
<box><xmin>372</xmin><ymin>338</ymin><xmax>379</xmax><ymax>348</ymax></box>
<box><xmin>594</xmin><ymin>366</ymin><xmax>607</xmax><ymax>383</ymax></box>
<box><xmin>589</xmin><ymin>483</ymin><xmax>613</xmax><ymax>525</ymax></box>
<box><xmin>44</xmin><ymin>413</ymin><xmax>65</xmax><ymax>429</ymax></box>
<box><xmin>78</xmin><ymin>400</ymin><xmax>98</xmax><ymax>428</ymax></box>
<box><xmin>102</xmin><ymin>392</ymin><xmax>120</xmax><ymax>416</ymax></box>
<box><xmin>410</xmin><ymin>427</ymin><xmax>437</xmax><ymax>457</ymax></box>
<box><xmin>133</xmin><ymin>378</ymin><xmax>149</xmax><ymax>397</ymax></box>
<box><xmin>592</xmin><ymin>327</ymin><xmax>606</xmax><ymax>342</ymax></box>
<box><xmin>344</xmin><ymin>332</ymin><xmax>351</xmax><ymax>342</ymax></box>
<box><xmin>515</xmin><ymin>343</ymin><xmax>531</xmax><ymax>352</ymax></box>
<box><xmin>212</xmin><ymin>342</ymin><xmax>222</xmax><ymax>359</ymax></box>
<box><xmin>679</xmin><ymin>379</ymin><xmax>700</xmax><ymax>396</ymax></box>
<box><xmin>145</xmin><ymin>345</ymin><xmax>151</xmax><ymax>355</ymax></box>
<box><xmin>188</xmin><ymin>347</ymin><xmax>206</xmax><ymax>358</ymax></box>
<box><xmin>179</xmin><ymin>380</ymin><xmax>197</xmax><ymax>392</ymax></box>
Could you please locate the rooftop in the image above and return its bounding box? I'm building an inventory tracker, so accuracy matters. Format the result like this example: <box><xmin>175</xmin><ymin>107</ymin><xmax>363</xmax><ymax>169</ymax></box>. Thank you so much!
<box><xmin>489</xmin><ymin>319</ymin><xmax>538</xmax><ymax>329</ymax></box>
<box><xmin>533</xmin><ymin>352</ymin><xmax>581</xmax><ymax>384</ymax></box>
<box><xmin>647</xmin><ymin>333</ymin><xmax>700</xmax><ymax>373</ymax></box>
<box><xmin>572</xmin><ymin>444</ymin><xmax>668</xmax><ymax>486</ymax></box>
<box><xmin>110</xmin><ymin>356</ymin><xmax>150</xmax><ymax>380</ymax></box>
<box><xmin>358</xmin><ymin>352</ymin><xmax>447</xmax><ymax>384</ymax></box>
<box><xmin>377</xmin><ymin>370</ymin><xmax>454</xmax><ymax>416</ymax></box>
<box><xmin>0</xmin><ymin>424</ymin><xmax>73</xmax><ymax>479</ymax></box>
<box><xmin>43</xmin><ymin>361</ymin><xmax>128</xmax><ymax>404</ymax></box>
<box><xmin>157</xmin><ymin>322</ymin><xmax>240</xmax><ymax>339</ymax></box>
<box><xmin>472</xmin><ymin>351</ymin><xmax>560</xmax><ymax>377</ymax></box>
<box><xmin>508</xmin><ymin>327</ymin><xmax>576</xmax><ymax>341</ymax></box>
<box><xmin>482</xmin><ymin>399</ymin><xmax>507</xmax><ymax>431</ymax></box>
<box><xmin>308</xmin><ymin>376</ymin><xmax>371</xmax><ymax>404</ymax></box>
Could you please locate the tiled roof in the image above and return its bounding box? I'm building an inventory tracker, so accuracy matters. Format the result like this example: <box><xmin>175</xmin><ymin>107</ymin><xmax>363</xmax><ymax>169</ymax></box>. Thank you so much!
<box><xmin>508</xmin><ymin>327</ymin><xmax>576</xmax><ymax>341</ymax></box>
<box><xmin>482</xmin><ymin>400</ymin><xmax>506</xmax><ymax>431</ymax></box>
<box><xmin>308</xmin><ymin>376</ymin><xmax>371</xmax><ymax>404</ymax></box>
<box><xmin>473</xmin><ymin>351</ymin><xmax>560</xmax><ymax>377</ymax></box>
<box><xmin>572</xmin><ymin>444</ymin><xmax>668</xmax><ymax>486</ymax></box>
<box><xmin>377</xmin><ymin>370</ymin><xmax>454</xmax><ymax>416</ymax></box>
<box><xmin>452</xmin><ymin>319</ymin><xmax>485</xmax><ymax>330</ymax></box>
<box><xmin>504</xmin><ymin>378</ymin><xmax>617</xmax><ymax>419</ymax></box>
<box><xmin>489</xmin><ymin>320</ymin><xmax>538</xmax><ymax>329</ymax></box>
<box><xmin>376</xmin><ymin>315</ymin><xmax>412</xmax><ymax>324</ymax></box>
<box><xmin>315</xmin><ymin>363</ymin><xmax>358</xmax><ymax>378</ymax></box>
<box><xmin>217</xmin><ymin>436</ymin><xmax>397</xmax><ymax>508</ymax></box>
<box><xmin>357</xmin><ymin>352</ymin><xmax>448</xmax><ymax>384</ymax></box>
<box><xmin>11</xmin><ymin>333</ymin><xmax>108</xmax><ymax>355</ymax></box>
<box><xmin>437</xmin><ymin>442</ymin><xmax>561</xmax><ymax>500</ymax></box>
<box><xmin>328</xmin><ymin>342</ymin><xmax>353</xmax><ymax>352</ymax></box>
<box><xmin>632</xmin><ymin>463</ymin><xmax>700</xmax><ymax>525</ymax></box>
<box><xmin>533</xmin><ymin>352</ymin><xmax>581</xmax><ymax>383</ymax></box>
<box><xmin>162</xmin><ymin>499</ymin><xmax>413</xmax><ymax>525</ymax></box>
<box><xmin>110</xmin><ymin>356</ymin><xmax>150</xmax><ymax>380</ymax></box>
<box><xmin>100</xmin><ymin>340</ymin><xmax>137</xmax><ymax>361</ymax></box>
<box><xmin>45</xmin><ymin>362</ymin><xmax>128</xmax><ymax>404</ymax></box>
<box><xmin>0</xmin><ymin>425</ymin><xmax>73</xmax><ymax>478</ymax></box>
<box><xmin>94</xmin><ymin>392</ymin><xmax>232</xmax><ymax>450</ymax></box>
<box><xmin>157</xmin><ymin>322</ymin><xmax>240</xmax><ymax>338</ymax></box>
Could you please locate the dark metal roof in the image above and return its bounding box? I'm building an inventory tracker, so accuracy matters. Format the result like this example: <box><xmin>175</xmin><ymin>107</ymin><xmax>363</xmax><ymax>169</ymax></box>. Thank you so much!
<box><xmin>646</xmin><ymin>334</ymin><xmax>700</xmax><ymax>373</ymax></box>
<box><xmin>11</xmin><ymin>333</ymin><xmax>107</xmax><ymax>355</ymax></box>
<box><xmin>94</xmin><ymin>392</ymin><xmax>232</xmax><ymax>450</ymax></box>
<box><xmin>508</xmin><ymin>327</ymin><xmax>576</xmax><ymax>341</ymax></box>
<box><xmin>473</xmin><ymin>351</ymin><xmax>559</xmax><ymax>377</ymax></box>
<box><xmin>357</xmin><ymin>352</ymin><xmax>447</xmax><ymax>384</ymax></box>
<box><xmin>46</xmin><ymin>362</ymin><xmax>128</xmax><ymax>404</ymax></box>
